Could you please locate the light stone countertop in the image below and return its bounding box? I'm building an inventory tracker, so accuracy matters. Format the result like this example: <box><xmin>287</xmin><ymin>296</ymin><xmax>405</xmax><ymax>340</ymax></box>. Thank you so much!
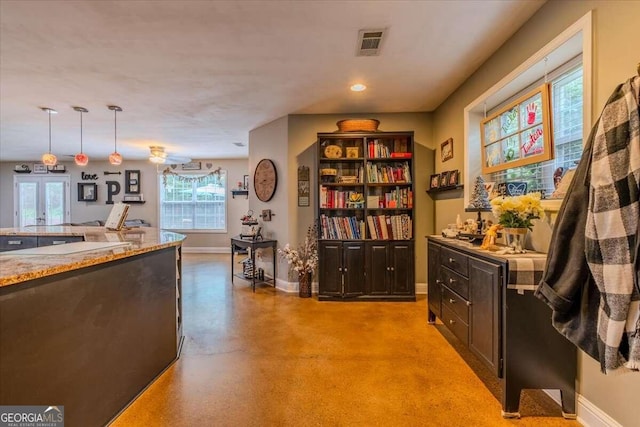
<box><xmin>0</xmin><ymin>226</ymin><xmax>185</xmax><ymax>287</ymax></box>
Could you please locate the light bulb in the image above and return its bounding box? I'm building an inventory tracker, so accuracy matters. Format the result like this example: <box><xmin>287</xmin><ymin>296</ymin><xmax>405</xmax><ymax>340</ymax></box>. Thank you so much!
<box><xmin>109</xmin><ymin>152</ymin><xmax>122</xmax><ymax>165</ymax></box>
<box><xmin>74</xmin><ymin>153</ymin><xmax>89</xmax><ymax>166</ymax></box>
<box><xmin>350</xmin><ymin>83</ymin><xmax>367</xmax><ymax>92</ymax></box>
<box><xmin>42</xmin><ymin>153</ymin><xmax>57</xmax><ymax>166</ymax></box>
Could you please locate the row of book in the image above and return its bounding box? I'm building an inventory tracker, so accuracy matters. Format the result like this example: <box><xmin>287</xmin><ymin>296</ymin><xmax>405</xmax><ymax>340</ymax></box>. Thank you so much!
<box><xmin>368</xmin><ymin>139</ymin><xmax>411</xmax><ymax>158</ymax></box>
<box><xmin>320</xmin><ymin>214</ymin><xmax>364</xmax><ymax>240</ymax></box>
<box><xmin>367</xmin><ymin>214</ymin><xmax>412</xmax><ymax>240</ymax></box>
<box><xmin>371</xmin><ymin>188</ymin><xmax>414</xmax><ymax>209</ymax></box>
<box><xmin>366</xmin><ymin>162</ymin><xmax>411</xmax><ymax>183</ymax></box>
<box><xmin>320</xmin><ymin>188</ymin><xmax>364</xmax><ymax>208</ymax></box>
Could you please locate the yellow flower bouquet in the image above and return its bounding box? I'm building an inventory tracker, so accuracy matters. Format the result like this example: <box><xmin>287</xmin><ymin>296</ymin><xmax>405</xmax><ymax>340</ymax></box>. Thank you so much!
<box><xmin>490</xmin><ymin>192</ymin><xmax>545</xmax><ymax>230</ymax></box>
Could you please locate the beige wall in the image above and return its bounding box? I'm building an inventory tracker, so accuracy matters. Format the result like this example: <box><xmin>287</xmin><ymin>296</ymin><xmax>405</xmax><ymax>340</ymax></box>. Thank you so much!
<box><xmin>0</xmin><ymin>159</ymin><xmax>248</xmax><ymax>248</ymax></box>
<box><xmin>431</xmin><ymin>1</ymin><xmax>640</xmax><ymax>425</ymax></box>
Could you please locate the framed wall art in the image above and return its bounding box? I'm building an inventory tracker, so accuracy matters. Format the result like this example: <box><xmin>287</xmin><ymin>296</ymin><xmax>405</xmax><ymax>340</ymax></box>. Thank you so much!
<box><xmin>439</xmin><ymin>171</ymin><xmax>450</xmax><ymax>188</ymax></box>
<box><xmin>441</xmin><ymin>138</ymin><xmax>453</xmax><ymax>162</ymax></box>
<box><xmin>429</xmin><ymin>174</ymin><xmax>440</xmax><ymax>190</ymax></box>
<box><xmin>78</xmin><ymin>183</ymin><xmax>97</xmax><ymax>202</ymax></box>
<box><xmin>480</xmin><ymin>83</ymin><xmax>553</xmax><ymax>174</ymax></box>
<box><xmin>298</xmin><ymin>166</ymin><xmax>310</xmax><ymax>207</ymax></box>
<box><xmin>125</xmin><ymin>170</ymin><xmax>140</xmax><ymax>194</ymax></box>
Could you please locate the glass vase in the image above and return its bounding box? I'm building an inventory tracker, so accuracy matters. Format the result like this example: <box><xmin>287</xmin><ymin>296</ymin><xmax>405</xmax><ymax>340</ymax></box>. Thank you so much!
<box><xmin>503</xmin><ymin>227</ymin><xmax>528</xmax><ymax>253</ymax></box>
<box><xmin>298</xmin><ymin>271</ymin><xmax>312</xmax><ymax>298</ymax></box>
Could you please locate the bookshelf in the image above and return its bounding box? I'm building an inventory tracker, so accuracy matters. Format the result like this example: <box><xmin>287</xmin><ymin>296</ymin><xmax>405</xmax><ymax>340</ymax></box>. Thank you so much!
<box><xmin>316</xmin><ymin>131</ymin><xmax>415</xmax><ymax>301</ymax></box>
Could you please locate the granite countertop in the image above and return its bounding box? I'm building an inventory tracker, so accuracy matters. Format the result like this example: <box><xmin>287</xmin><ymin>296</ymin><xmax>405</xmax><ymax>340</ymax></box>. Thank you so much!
<box><xmin>0</xmin><ymin>227</ymin><xmax>186</xmax><ymax>287</ymax></box>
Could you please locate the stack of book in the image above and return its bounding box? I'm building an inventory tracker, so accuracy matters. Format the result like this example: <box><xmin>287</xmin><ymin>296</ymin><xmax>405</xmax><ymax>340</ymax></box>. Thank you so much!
<box><xmin>366</xmin><ymin>214</ymin><xmax>412</xmax><ymax>240</ymax></box>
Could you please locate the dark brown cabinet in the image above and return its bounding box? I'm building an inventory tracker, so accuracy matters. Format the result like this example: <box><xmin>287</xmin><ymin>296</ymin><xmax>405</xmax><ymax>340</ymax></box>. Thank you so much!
<box><xmin>427</xmin><ymin>237</ymin><xmax>577</xmax><ymax>418</ymax></box>
<box><xmin>316</xmin><ymin>130</ymin><xmax>415</xmax><ymax>301</ymax></box>
<box><xmin>318</xmin><ymin>241</ymin><xmax>364</xmax><ymax>298</ymax></box>
<box><xmin>365</xmin><ymin>241</ymin><xmax>414</xmax><ymax>296</ymax></box>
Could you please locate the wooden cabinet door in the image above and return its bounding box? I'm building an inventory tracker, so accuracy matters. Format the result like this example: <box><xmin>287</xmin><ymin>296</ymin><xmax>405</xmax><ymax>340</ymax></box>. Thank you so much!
<box><xmin>427</xmin><ymin>242</ymin><xmax>442</xmax><ymax>320</ymax></box>
<box><xmin>365</xmin><ymin>242</ymin><xmax>390</xmax><ymax>295</ymax></box>
<box><xmin>468</xmin><ymin>257</ymin><xmax>501</xmax><ymax>376</ymax></box>
<box><xmin>389</xmin><ymin>241</ymin><xmax>414</xmax><ymax>295</ymax></box>
<box><xmin>319</xmin><ymin>242</ymin><xmax>342</xmax><ymax>296</ymax></box>
<box><xmin>343</xmin><ymin>243</ymin><xmax>365</xmax><ymax>297</ymax></box>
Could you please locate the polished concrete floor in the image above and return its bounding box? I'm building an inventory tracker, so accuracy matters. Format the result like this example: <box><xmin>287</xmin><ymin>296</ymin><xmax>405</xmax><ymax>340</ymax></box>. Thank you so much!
<box><xmin>113</xmin><ymin>254</ymin><xmax>580</xmax><ymax>426</ymax></box>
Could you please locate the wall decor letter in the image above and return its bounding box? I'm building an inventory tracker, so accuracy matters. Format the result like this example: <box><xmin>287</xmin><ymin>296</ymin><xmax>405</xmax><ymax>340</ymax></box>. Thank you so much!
<box><xmin>106</xmin><ymin>181</ymin><xmax>121</xmax><ymax>204</ymax></box>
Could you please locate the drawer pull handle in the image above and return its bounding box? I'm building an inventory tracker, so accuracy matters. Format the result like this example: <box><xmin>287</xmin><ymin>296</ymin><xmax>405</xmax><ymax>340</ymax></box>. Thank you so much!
<box><xmin>449</xmin><ymin>298</ymin><xmax>456</xmax><ymax>304</ymax></box>
<box><xmin>435</xmin><ymin>279</ymin><xmax>443</xmax><ymax>284</ymax></box>
<box><xmin>466</xmin><ymin>301</ymin><xmax>472</xmax><ymax>307</ymax></box>
<box><xmin>449</xmin><ymin>319</ymin><xmax>455</xmax><ymax>325</ymax></box>
<box><xmin>448</xmin><ymin>257</ymin><xmax>455</xmax><ymax>263</ymax></box>
<box><xmin>8</xmin><ymin>240</ymin><xmax>22</xmax><ymax>245</ymax></box>
<box><xmin>52</xmin><ymin>240</ymin><xmax>66</xmax><ymax>245</ymax></box>
<box><xmin>449</xmin><ymin>278</ymin><xmax>456</xmax><ymax>284</ymax></box>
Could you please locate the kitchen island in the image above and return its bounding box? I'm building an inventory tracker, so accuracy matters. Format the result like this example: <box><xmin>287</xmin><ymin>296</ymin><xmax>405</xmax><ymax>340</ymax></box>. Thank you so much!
<box><xmin>0</xmin><ymin>226</ymin><xmax>185</xmax><ymax>427</ymax></box>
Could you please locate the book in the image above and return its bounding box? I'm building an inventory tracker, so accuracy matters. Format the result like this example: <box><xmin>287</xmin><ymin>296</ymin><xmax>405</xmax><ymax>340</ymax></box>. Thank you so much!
<box><xmin>105</xmin><ymin>203</ymin><xmax>130</xmax><ymax>231</ymax></box>
<box><xmin>390</xmin><ymin>152</ymin><xmax>412</xmax><ymax>159</ymax></box>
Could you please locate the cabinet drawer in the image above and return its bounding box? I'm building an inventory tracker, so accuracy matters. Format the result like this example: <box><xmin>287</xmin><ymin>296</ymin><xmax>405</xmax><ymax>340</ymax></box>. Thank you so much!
<box><xmin>442</xmin><ymin>286</ymin><xmax>469</xmax><ymax>324</ymax></box>
<box><xmin>0</xmin><ymin>236</ymin><xmax>38</xmax><ymax>251</ymax></box>
<box><xmin>37</xmin><ymin>236</ymin><xmax>84</xmax><ymax>247</ymax></box>
<box><xmin>442</xmin><ymin>305</ymin><xmax>469</xmax><ymax>346</ymax></box>
<box><xmin>441</xmin><ymin>247</ymin><xmax>468</xmax><ymax>277</ymax></box>
<box><xmin>440</xmin><ymin>266</ymin><xmax>469</xmax><ymax>300</ymax></box>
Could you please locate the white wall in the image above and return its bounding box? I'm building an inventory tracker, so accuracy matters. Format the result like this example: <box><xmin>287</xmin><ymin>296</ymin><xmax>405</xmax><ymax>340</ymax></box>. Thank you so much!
<box><xmin>0</xmin><ymin>159</ymin><xmax>248</xmax><ymax>248</ymax></box>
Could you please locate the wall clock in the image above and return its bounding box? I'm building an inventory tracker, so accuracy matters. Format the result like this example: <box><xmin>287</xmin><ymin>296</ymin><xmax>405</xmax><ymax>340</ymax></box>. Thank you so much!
<box><xmin>254</xmin><ymin>159</ymin><xmax>278</xmax><ymax>202</ymax></box>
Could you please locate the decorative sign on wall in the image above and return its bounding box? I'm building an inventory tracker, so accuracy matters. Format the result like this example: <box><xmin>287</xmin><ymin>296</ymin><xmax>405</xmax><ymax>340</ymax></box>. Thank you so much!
<box><xmin>480</xmin><ymin>83</ymin><xmax>553</xmax><ymax>174</ymax></box>
<box><xmin>81</xmin><ymin>172</ymin><xmax>99</xmax><ymax>180</ymax></box>
<box><xmin>298</xmin><ymin>166</ymin><xmax>310</xmax><ymax>207</ymax></box>
<box><xmin>125</xmin><ymin>170</ymin><xmax>140</xmax><ymax>194</ymax></box>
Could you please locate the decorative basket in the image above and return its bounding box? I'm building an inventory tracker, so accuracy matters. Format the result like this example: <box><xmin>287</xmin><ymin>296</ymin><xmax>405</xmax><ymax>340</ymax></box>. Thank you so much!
<box><xmin>336</xmin><ymin>119</ymin><xmax>380</xmax><ymax>132</ymax></box>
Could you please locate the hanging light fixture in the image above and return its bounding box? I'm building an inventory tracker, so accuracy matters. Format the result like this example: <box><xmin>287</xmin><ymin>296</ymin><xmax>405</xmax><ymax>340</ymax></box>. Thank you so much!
<box><xmin>41</xmin><ymin>107</ymin><xmax>58</xmax><ymax>166</ymax></box>
<box><xmin>73</xmin><ymin>106</ymin><xmax>89</xmax><ymax>166</ymax></box>
<box><xmin>108</xmin><ymin>105</ymin><xmax>123</xmax><ymax>165</ymax></box>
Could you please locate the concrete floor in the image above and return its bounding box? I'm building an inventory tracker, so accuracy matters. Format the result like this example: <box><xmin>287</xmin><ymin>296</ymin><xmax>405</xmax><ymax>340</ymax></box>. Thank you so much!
<box><xmin>112</xmin><ymin>254</ymin><xmax>580</xmax><ymax>426</ymax></box>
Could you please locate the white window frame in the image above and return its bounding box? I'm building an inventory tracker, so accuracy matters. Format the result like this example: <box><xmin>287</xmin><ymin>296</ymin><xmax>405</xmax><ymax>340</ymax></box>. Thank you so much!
<box><xmin>157</xmin><ymin>170</ymin><xmax>228</xmax><ymax>233</ymax></box>
<box><xmin>463</xmin><ymin>11</ymin><xmax>592</xmax><ymax>212</ymax></box>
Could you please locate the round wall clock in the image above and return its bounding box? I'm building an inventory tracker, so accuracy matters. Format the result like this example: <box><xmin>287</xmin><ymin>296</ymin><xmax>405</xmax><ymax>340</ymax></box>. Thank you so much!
<box><xmin>254</xmin><ymin>159</ymin><xmax>278</xmax><ymax>202</ymax></box>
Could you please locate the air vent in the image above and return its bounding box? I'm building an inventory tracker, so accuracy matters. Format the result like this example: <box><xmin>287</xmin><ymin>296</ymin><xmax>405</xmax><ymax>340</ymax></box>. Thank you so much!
<box><xmin>233</xmin><ymin>142</ymin><xmax>246</xmax><ymax>147</ymax></box>
<box><xmin>356</xmin><ymin>28</ymin><xmax>387</xmax><ymax>56</ymax></box>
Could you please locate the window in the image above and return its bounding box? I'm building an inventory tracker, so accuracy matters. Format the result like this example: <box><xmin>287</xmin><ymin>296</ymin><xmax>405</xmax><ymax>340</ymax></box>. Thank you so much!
<box><xmin>488</xmin><ymin>63</ymin><xmax>583</xmax><ymax>197</ymax></box>
<box><xmin>159</xmin><ymin>170</ymin><xmax>227</xmax><ymax>231</ymax></box>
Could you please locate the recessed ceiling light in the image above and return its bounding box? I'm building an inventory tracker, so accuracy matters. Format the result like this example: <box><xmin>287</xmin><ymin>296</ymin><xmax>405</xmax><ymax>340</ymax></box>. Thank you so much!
<box><xmin>350</xmin><ymin>83</ymin><xmax>367</xmax><ymax>92</ymax></box>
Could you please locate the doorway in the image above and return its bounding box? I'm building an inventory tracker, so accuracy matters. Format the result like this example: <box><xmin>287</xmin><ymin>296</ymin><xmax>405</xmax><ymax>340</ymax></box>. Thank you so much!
<box><xmin>13</xmin><ymin>175</ymin><xmax>71</xmax><ymax>227</ymax></box>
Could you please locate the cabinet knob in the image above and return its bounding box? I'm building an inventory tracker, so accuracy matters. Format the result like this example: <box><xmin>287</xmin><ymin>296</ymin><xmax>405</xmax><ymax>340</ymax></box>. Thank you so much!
<box><xmin>449</xmin><ymin>298</ymin><xmax>456</xmax><ymax>304</ymax></box>
<box><xmin>435</xmin><ymin>279</ymin><xmax>443</xmax><ymax>284</ymax></box>
<box><xmin>466</xmin><ymin>301</ymin><xmax>472</xmax><ymax>307</ymax></box>
<box><xmin>386</xmin><ymin>267</ymin><xmax>390</xmax><ymax>271</ymax></box>
<box><xmin>390</xmin><ymin>267</ymin><xmax>394</xmax><ymax>271</ymax></box>
<box><xmin>338</xmin><ymin>267</ymin><xmax>342</xmax><ymax>272</ymax></box>
<box><xmin>449</xmin><ymin>278</ymin><xmax>456</xmax><ymax>284</ymax></box>
<box><xmin>344</xmin><ymin>268</ymin><xmax>348</xmax><ymax>272</ymax></box>
<box><xmin>448</xmin><ymin>257</ymin><xmax>455</xmax><ymax>263</ymax></box>
<box><xmin>449</xmin><ymin>319</ymin><xmax>455</xmax><ymax>325</ymax></box>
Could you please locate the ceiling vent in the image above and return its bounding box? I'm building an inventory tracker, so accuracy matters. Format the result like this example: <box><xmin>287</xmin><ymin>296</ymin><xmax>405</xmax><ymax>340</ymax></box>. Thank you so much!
<box><xmin>233</xmin><ymin>142</ymin><xmax>246</xmax><ymax>147</ymax></box>
<box><xmin>356</xmin><ymin>28</ymin><xmax>387</xmax><ymax>56</ymax></box>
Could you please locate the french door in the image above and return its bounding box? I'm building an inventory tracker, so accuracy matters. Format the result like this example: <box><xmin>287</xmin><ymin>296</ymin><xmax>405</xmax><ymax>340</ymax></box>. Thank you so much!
<box><xmin>13</xmin><ymin>175</ymin><xmax>71</xmax><ymax>227</ymax></box>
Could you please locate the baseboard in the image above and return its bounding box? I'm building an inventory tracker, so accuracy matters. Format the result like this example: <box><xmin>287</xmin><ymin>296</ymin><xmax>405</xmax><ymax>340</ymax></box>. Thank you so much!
<box><xmin>275</xmin><ymin>278</ymin><xmax>318</xmax><ymax>294</ymax></box>
<box><xmin>576</xmin><ymin>394</ymin><xmax>622</xmax><ymax>427</ymax></box>
<box><xmin>540</xmin><ymin>390</ymin><xmax>620</xmax><ymax>427</ymax></box>
<box><xmin>182</xmin><ymin>247</ymin><xmax>230</xmax><ymax>254</ymax></box>
<box><xmin>415</xmin><ymin>282</ymin><xmax>427</xmax><ymax>294</ymax></box>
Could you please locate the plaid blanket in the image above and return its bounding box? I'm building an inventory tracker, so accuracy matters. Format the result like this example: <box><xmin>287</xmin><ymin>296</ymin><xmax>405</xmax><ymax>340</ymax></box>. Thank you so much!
<box><xmin>585</xmin><ymin>76</ymin><xmax>640</xmax><ymax>373</ymax></box>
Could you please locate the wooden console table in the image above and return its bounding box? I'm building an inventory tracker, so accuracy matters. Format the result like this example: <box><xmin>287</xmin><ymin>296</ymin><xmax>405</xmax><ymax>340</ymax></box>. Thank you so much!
<box><xmin>230</xmin><ymin>236</ymin><xmax>277</xmax><ymax>292</ymax></box>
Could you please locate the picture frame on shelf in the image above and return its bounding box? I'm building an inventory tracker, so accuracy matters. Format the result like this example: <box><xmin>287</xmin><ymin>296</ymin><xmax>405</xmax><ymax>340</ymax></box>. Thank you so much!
<box><xmin>125</xmin><ymin>170</ymin><xmax>140</xmax><ymax>194</ymax></box>
<box><xmin>429</xmin><ymin>174</ymin><xmax>440</xmax><ymax>190</ymax></box>
<box><xmin>439</xmin><ymin>171</ymin><xmax>450</xmax><ymax>188</ymax></box>
<box><xmin>441</xmin><ymin>138</ymin><xmax>453</xmax><ymax>162</ymax></box>
<box><xmin>448</xmin><ymin>170</ymin><xmax>459</xmax><ymax>186</ymax></box>
<box><xmin>33</xmin><ymin>163</ymin><xmax>47</xmax><ymax>174</ymax></box>
<box><xmin>78</xmin><ymin>183</ymin><xmax>97</xmax><ymax>202</ymax></box>
<box><xmin>181</xmin><ymin>162</ymin><xmax>201</xmax><ymax>170</ymax></box>
<box><xmin>345</xmin><ymin>147</ymin><xmax>359</xmax><ymax>158</ymax></box>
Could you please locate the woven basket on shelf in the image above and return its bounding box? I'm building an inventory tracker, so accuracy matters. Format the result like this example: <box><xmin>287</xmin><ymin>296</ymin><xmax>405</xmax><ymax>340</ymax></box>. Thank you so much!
<box><xmin>336</xmin><ymin>119</ymin><xmax>380</xmax><ymax>132</ymax></box>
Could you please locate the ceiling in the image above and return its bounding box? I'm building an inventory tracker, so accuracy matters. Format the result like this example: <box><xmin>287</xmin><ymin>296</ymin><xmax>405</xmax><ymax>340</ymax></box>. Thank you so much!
<box><xmin>0</xmin><ymin>0</ymin><xmax>545</xmax><ymax>162</ymax></box>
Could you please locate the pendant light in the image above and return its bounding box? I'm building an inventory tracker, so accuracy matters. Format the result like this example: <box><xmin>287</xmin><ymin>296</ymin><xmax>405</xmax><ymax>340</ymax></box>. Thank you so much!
<box><xmin>108</xmin><ymin>105</ymin><xmax>123</xmax><ymax>165</ymax></box>
<box><xmin>41</xmin><ymin>107</ymin><xmax>58</xmax><ymax>166</ymax></box>
<box><xmin>73</xmin><ymin>106</ymin><xmax>89</xmax><ymax>166</ymax></box>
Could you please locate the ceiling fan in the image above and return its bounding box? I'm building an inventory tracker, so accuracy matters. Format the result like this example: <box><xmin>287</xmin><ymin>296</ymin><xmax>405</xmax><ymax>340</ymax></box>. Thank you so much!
<box><xmin>149</xmin><ymin>146</ymin><xmax>192</xmax><ymax>164</ymax></box>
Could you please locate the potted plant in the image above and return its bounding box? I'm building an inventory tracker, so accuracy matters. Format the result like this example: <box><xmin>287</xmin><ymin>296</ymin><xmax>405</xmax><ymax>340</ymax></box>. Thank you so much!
<box><xmin>278</xmin><ymin>223</ymin><xmax>318</xmax><ymax>297</ymax></box>
<box><xmin>490</xmin><ymin>192</ymin><xmax>545</xmax><ymax>253</ymax></box>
